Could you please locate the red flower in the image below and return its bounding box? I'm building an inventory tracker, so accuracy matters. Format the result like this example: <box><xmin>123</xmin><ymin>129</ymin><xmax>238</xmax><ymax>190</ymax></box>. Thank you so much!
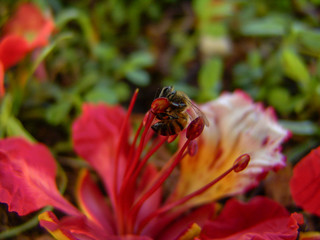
<box><xmin>173</xmin><ymin>91</ymin><xmax>290</xmax><ymax>207</ymax></box>
<box><xmin>290</xmin><ymin>146</ymin><xmax>320</xmax><ymax>216</ymax></box>
<box><xmin>0</xmin><ymin>3</ymin><xmax>55</xmax><ymax>97</ymax></box>
<box><xmin>0</xmin><ymin>91</ymin><xmax>301</xmax><ymax>239</ymax></box>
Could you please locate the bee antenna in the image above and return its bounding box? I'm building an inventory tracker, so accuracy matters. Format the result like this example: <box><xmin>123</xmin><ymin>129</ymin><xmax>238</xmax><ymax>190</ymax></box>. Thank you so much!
<box><xmin>154</xmin><ymin>87</ymin><xmax>161</xmax><ymax>100</ymax></box>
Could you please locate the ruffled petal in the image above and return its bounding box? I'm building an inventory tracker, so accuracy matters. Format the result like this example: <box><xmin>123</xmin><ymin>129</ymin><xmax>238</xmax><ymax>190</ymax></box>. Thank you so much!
<box><xmin>201</xmin><ymin>196</ymin><xmax>301</xmax><ymax>239</ymax></box>
<box><xmin>72</xmin><ymin>103</ymin><xmax>131</xmax><ymax>204</ymax></box>
<box><xmin>0</xmin><ymin>35</ymin><xmax>29</xmax><ymax>70</ymax></box>
<box><xmin>76</xmin><ymin>169</ymin><xmax>116</xmax><ymax>234</ymax></box>
<box><xmin>290</xmin><ymin>146</ymin><xmax>320</xmax><ymax>216</ymax></box>
<box><xmin>2</xmin><ymin>3</ymin><xmax>55</xmax><ymax>49</ymax></box>
<box><xmin>0</xmin><ymin>138</ymin><xmax>79</xmax><ymax>216</ymax></box>
<box><xmin>175</xmin><ymin>91</ymin><xmax>289</xmax><ymax>206</ymax></box>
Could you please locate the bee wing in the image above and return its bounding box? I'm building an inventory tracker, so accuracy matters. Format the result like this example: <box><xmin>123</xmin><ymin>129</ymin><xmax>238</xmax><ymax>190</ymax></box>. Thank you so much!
<box><xmin>185</xmin><ymin>98</ymin><xmax>210</xmax><ymax>127</ymax></box>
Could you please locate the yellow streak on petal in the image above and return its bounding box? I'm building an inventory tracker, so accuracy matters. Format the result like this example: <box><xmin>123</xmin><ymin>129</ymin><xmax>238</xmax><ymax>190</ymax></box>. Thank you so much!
<box><xmin>175</xmin><ymin>138</ymin><xmax>241</xmax><ymax>207</ymax></box>
<box><xmin>178</xmin><ymin>223</ymin><xmax>201</xmax><ymax>240</ymax></box>
<box><xmin>75</xmin><ymin>169</ymin><xmax>93</xmax><ymax>220</ymax></box>
<box><xmin>38</xmin><ymin>212</ymin><xmax>74</xmax><ymax>240</ymax></box>
<box><xmin>174</xmin><ymin>93</ymin><xmax>288</xmax><ymax>208</ymax></box>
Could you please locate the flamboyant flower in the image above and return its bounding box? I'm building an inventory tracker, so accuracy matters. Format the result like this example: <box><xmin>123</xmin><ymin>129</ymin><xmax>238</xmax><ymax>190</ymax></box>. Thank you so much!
<box><xmin>173</xmin><ymin>90</ymin><xmax>290</xmax><ymax>206</ymax></box>
<box><xmin>290</xmin><ymin>146</ymin><xmax>320</xmax><ymax>240</ymax></box>
<box><xmin>0</xmin><ymin>3</ymin><xmax>55</xmax><ymax>97</ymax></box>
<box><xmin>0</xmin><ymin>90</ymin><xmax>301</xmax><ymax>239</ymax></box>
<box><xmin>290</xmin><ymin>146</ymin><xmax>320</xmax><ymax>217</ymax></box>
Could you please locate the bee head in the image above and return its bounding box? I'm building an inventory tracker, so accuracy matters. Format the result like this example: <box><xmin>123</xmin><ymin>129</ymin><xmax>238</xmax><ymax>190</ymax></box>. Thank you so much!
<box><xmin>159</xmin><ymin>86</ymin><xmax>175</xmax><ymax>98</ymax></box>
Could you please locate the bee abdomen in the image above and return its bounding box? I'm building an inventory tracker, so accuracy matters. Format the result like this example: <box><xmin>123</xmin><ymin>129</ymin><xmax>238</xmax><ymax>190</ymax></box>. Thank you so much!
<box><xmin>151</xmin><ymin>120</ymin><xmax>186</xmax><ymax>136</ymax></box>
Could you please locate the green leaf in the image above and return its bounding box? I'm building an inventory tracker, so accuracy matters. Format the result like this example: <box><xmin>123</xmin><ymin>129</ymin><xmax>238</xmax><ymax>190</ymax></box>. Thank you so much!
<box><xmin>85</xmin><ymin>87</ymin><xmax>118</xmax><ymax>104</ymax></box>
<box><xmin>240</xmin><ymin>15</ymin><xmax>288</xmax><ymax>36</ymax></box>
<box><xmin>267</xmin><ymin>88</ymin><xmax>292</xmax><ymax>115</ymax></box>
<box><xmin>280</xmin><ymin>120</ymin><xmax>320</xmax><ymax>136</ymax></box>
<box><xmin>55</xmin><ymin>9</ymin><xmax>96</xmax><ymax>47</ymax></box>
<box><xmin>126</xmin><ymin>70</ymin><xmax>150</xmax><ymax>86</ymax></box>
<box><xmin>93</xmin><ymin>43</ymin><xmax>118</xmax><ymax>61</ymax></box>
<box><xmin>129</xmin><ymin>51</ymin><xmax>154</xmax><ymax>67</ymax></box>
<box><xmin>6</xmin><ymin>117</ymin><xmax>35</xmax><ymax>142</ymax></box>
<box><xmin>198</xmin><ymin>57</ymin><xmax>222</xmax><ymax>101</ymax></box>
<box><xmin>285</xmin><ymin>138</ymin><xmax>319</xmax><ymax>164</ymax></box>
<box><xmin>46</xmin><ymin>101</ymin><xmax>72</xmax><ymax>125</ymax></box>
<box><xmin>281</xmin><ymin>48</ymin><xmax>310</xmax><ymax>87</ymax></box>
<box><xmin>28</xmin><ymin>32</ymin><xmax>74</xmax><ymax>79</ymax></box>
<box><xmin>0</xmin><ymin>206</ymin><xmax>52</xmax><ymax>239</ymax></box>
<box><xmin>298</xmin><ymin>30</ymin><xmax>320</xmax><ymax>57</ymax></box>
<box><xmin>0</xmin><ymin>95</ymin><xmax>12</xmax><ymax>137</ymax></box>
<box><xmin>114</xmin><ymin>83</ymin><xmax>131</xmax><ymax>102</ymax></box>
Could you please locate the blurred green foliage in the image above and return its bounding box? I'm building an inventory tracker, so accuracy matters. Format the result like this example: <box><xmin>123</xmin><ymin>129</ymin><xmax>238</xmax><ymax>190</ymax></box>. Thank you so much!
<box><xmin>1</xmin><ymin>0</ymin><xmax>320</xmax><ymax>161</ymax></box>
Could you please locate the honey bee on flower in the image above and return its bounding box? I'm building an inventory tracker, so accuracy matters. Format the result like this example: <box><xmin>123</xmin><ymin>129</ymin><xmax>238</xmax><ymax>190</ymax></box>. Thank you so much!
<box><xmin>151</xmin><ymin>86</ymin><xmax>209</xmax><ymax>136</ymax></box>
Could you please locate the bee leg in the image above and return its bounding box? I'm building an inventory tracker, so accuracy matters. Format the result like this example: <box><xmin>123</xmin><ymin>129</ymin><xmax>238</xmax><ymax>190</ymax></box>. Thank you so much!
<box><xmin>170</xmin><ymin>101</ymin><xmax>187</xmax><ymax>109</ymax></box>
<box><xmin>156</xmin><ymin>112</ymin><xmax>178</xmax><ymax>120</ymax></box>
<box><xmin>151</xmin><ymin>122</ymin><xmax>176</xmax><ymax>136</ymax></box>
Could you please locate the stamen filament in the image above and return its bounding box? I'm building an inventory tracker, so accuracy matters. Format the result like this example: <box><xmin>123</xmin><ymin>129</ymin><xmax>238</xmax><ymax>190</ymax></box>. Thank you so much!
<box><xmin>127</xmin><ymin>121</ymin><xmax>144</xmax><ymax>167</ymax></box>
<box><xmin>114</xmin><ymin>89</ymin><xmax>139</xmax><ymax>197</ymax></box>
<box><xmin>120</xmin><ymin>112</ymin><xmax>155</xmax><ymax>198</ymax></box>
<box><xmin>128</xmin><ymin>139</ymin><xmax>191</xmax><ymax>232</ymax></box>
<box><xmin>113</xmin><ymin>89</ymin><xmax>139</xmax><ymax>234</ymax></box>
<box><xmin>137</xmin><ymin>153</ymin><xmax>251</xmax><ymax>232</ymax></box>
<box><xmin>117</xmin><ymin>112</ymin><xmax>155</xmax><ymax>233</ymax></box>
<box><xmin>130</xmin><ymin>136</ymin><xmax>169</xmax><ymax>186</ymax></box>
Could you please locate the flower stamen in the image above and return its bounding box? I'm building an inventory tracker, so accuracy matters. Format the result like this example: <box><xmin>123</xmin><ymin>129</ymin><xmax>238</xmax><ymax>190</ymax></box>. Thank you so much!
<box><xmin>129</xmin><ymin>138</ymin><xmax>192</xmax><ymax>232</ymax></box>
<box><xmin>137</xmin><ymin>153</ymin><xmax>251</xmax><ymax>233</ymax></box>
<box><xmin>114</xmin><ymin>89</ymin><xmax>139</xmax><ymax>196</ymax></box>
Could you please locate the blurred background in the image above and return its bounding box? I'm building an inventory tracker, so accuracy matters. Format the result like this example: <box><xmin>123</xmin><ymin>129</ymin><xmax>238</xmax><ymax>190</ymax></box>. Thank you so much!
<box><xmin>0</xmin><ymin>0</ymin><xmax>320</xmax><ymax>238</ymax></box>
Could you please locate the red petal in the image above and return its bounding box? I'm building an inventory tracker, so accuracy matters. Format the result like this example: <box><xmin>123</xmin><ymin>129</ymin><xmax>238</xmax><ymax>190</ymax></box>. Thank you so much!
<box><xmin>290</xmin><ymin>146</ymin><xmax>320</xmax><ymax>216</ymax></box>
<box><xmin>39</xmin><ymin>211</ymin><xmax>110</xmax><ymax>240</ymax></box>
<box><xmin>175</xmin><ymin>223</ymin><xmax>201</xmax><ymax>240</ymax></box>
<box><xmin>0</xmin><ymin>35</ymin><xmax>29</xmax><ymax>69</ymax></box>
<box><xmin>40</xmin><ymin>211</ymin><xmax>153</xmax><ymax>240</ymax></box>
<box><xmin>156</xmin><ymin>203</ymin><xmax>215</xmax><ymax>240</ymax></box>
<box><xmin>76</xmin><ymin>169</ymin><xmax>116</xmax><ymax>234</ymax></box>
<box><xmin>0</xmin><ymin>138</ymin><xmax>79</xmax><ymax>216</ymax></box>
<box><xmin>201</xmin><ymin>196</ymin><xmax>301</xmax><ymax>239</ymax></box>
<box><xmin>28</xmin><ymin>16</ymin><xmax>55</xmax><ymax>49</ymax></box>
<box><xmin>72</xmin><ymin>103</ymin><xmax>130</xmax><ymax>204</ymax></box>
<box><xmin>39</xmin><ymin>212</ymin><xmax>77</xmax><ymax>240</ymax></box>
<box><xmin>136</xmin><ymin>165</ymin><xmax>162</xmax><ymax>226</ymax></box>
<box><xmin>3</xmin><ymin>3</ymin><xmax>55</xmax><ymax>48</ymax></box>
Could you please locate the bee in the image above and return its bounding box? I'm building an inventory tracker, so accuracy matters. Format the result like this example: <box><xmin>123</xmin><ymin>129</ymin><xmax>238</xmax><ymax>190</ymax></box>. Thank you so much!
<box><xmin>151</xmin><ymin>86</ymin><xmax>209</xmax><ymax>136</ymax></box>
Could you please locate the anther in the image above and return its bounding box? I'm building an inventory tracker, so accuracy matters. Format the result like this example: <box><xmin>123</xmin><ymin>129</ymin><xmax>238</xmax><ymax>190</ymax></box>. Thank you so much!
<box><xmin>186</xmin><ymin>117</ymin><xmax>205</xmax><ymax>140</ymax></box>
<box><xmin>151</xmin><ymin>97</ymin><xmax>170</xmax><ymax>114</ymax></box>
<box><xmin>188</xmin><ymin>140</ymin><xmax>198</xmax><ymax>156</ymax></box>
<box><xmin>233</xmin><ymin>153</ymin><xmax>250</xmax><ymax>172</ymax></box>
